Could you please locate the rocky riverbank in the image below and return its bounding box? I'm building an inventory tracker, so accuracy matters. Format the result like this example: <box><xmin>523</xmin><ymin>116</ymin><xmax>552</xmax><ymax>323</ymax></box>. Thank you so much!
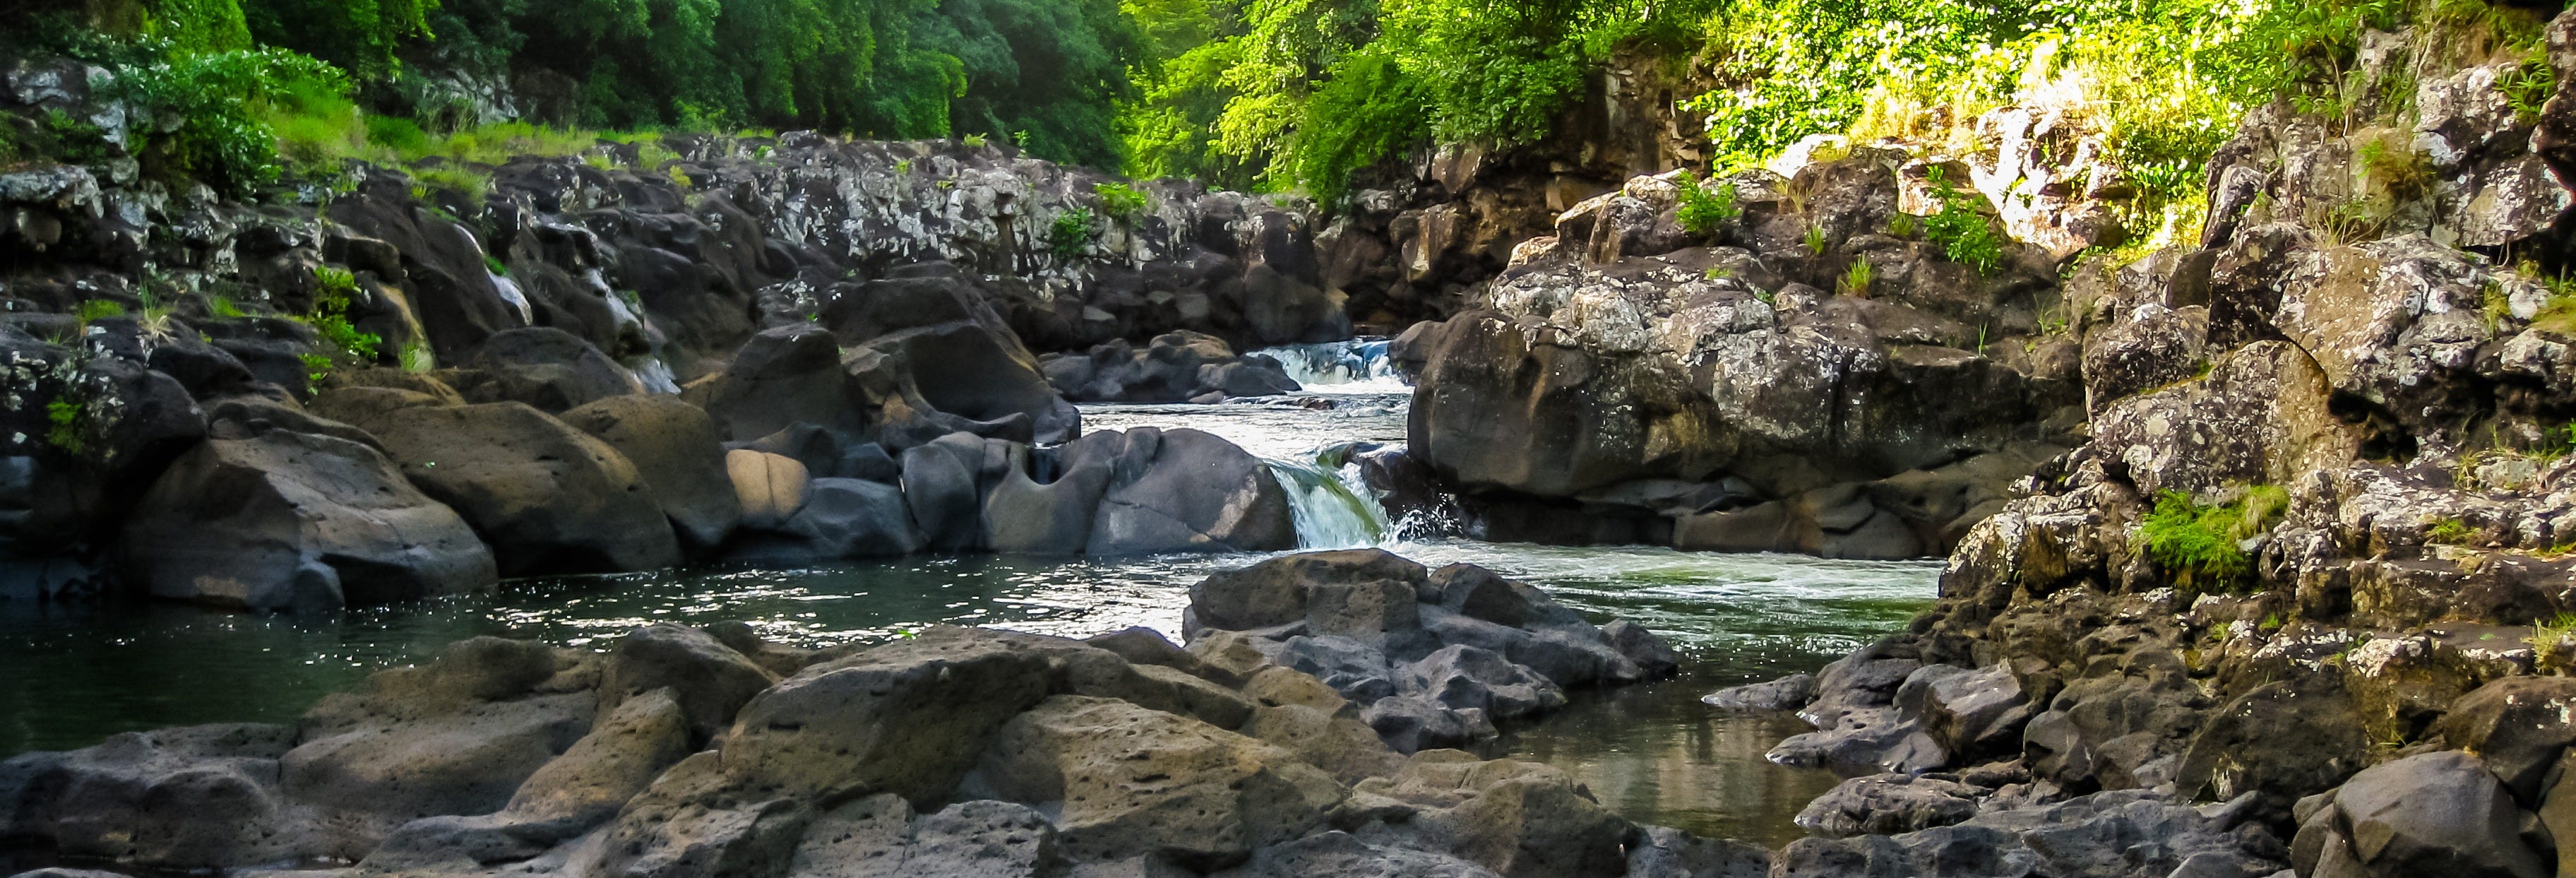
<box><xmin>0</xmin><ymin>550</ymin><xmax>1775</xmax><ymax>878</ymax></box>
<box><xmin>1674</xmin><ymin>8</ymin><xmax>2576</xmax><ymax>877</ymax></box>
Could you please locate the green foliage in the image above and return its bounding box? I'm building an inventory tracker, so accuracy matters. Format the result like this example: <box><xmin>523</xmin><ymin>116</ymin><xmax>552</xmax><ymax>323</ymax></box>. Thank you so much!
<box><xmin>1841</xmin><ymin>256</ymin><xmax>1875</xmax><ymax>297</ymax></box>
<box><xmin>483</xmin><ymin>255</ymin><xmax>508</xmax><ymax>276</ymax></box>
<box><xmin>1923</xmin><ymin>167</ymin><xmax>2004</xmax><ymax>274</ymax></box>
<box><xmin>74</xmin><ymin>299</ymin><xmax>128</xmax><ymax>324</ymax></box>
<box><xmin>2427</xmin><ymin>517</ymin><xmax>2476</xmax><ymax>545</ymax></box>
<box><xmin>206</xmin><ymin>295</ymin><xmax>246</xmax><ymax>319</ymax></box>
<box><xmin>95</xmin><ymin>37</ymin><xmax>350</xmax><ymax>194</ymax></box>
<box><xmin>1673</xmin><ymin>172</ymin><xmax>1740</xmax><ymax>236</ymax></box>
<box><xmin>1048</xmin><ymin>206</ymin><xmax>1096</xmax><ymax>259</ymax></box>
<box><xmin>2140</xmin><ymin>487</ymin><xmax>2289</xmax><ymax>591</ymax></box>
<box><xmin>44</xmin><ymin>398</ymin><xmax>87</xmax><ymax>455</ymax></box>
<box><xmin>2499</xmin><ymin>55</ymin><xmax>2555</xmax><ymax>124</ymax></box>
<box><xmin>239</xmin><ymin>0</ymin><xmax>432</xmax><ymax>81</ymax></box>
<box><xmin>1094</xmin><ymin>181</ymin><xmax>1150</xmax><ymax>218</ymax></box>
<box><xmin>301</xmin><ymin>265</ymin><xmax>381</xmax><ymax>388</ymax></box>
<box><xmin>1803</xmin><ymin>224</ymin><xmax>1827</xmax><ymax>255</ymax></box>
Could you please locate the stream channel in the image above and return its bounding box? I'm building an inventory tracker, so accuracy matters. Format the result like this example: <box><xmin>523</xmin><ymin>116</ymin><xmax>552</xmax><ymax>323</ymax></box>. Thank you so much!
<box><xmin>0</xmin><ymin>340</ymin><xmax>1938</xmax><ymax>848</ymax></box>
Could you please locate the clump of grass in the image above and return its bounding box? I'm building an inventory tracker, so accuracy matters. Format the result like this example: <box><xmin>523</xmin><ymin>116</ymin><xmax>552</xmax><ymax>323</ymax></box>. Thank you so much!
<box><xmin>1803</xmin><ymin>224</ymin><xmax>1828</xmax><ymax>255</ymax></box>
<box><xmin>962</xmin><ymin>133</ymin><xmax>989</xmax><ymax>148</ymax></box>
<box><xmin>206</xmin><ymin>295</ymin><xmax>246</xmax><ymax>319</ymax></box>
<box><xmin>1095</xmin><ymin>182</ymin><xmax>1151</xmax><ymax>218</ymax></box>
<box><xmin>1840</xmin><ymin>256</ymin><xmax>1875</xmax><ymax>297</ymax></box>
<box><xmin>73</xmin><ymin>299</ymin><xmax>126</xmax><ymax>324</ymax></box>
<box><xmin>2530</xmin><ymin>612</ymin><xmax>2576</xmax><ymax>669</ymax></box>
<box><xmin>1885</xmin><ymin>212</ymin><xmax>1917</xmax><ymax>237</ymax></box>
<box><xmin>1049</xmin><ymin>207</ymin><xmax>1096</xmax><ymax>260</ymax></box>
<box><xmin>410</xmin><ymin>165</ymin><xmax>491</xmax><ymax>204</ymax></box>
<box><xmin>2426</xmin><ymin>516</ymin><xmax>2477</xmax><ymax>545</ymax></box>
<box><xmin>2140</xmin><ymin>485</ymin><xmax>2289</xmax><ymax>591</ymax></box>
<box><xmin>1674</xmin><ymin>171</ymin><xmax>1741</xmax><ymax>236</ymax></box>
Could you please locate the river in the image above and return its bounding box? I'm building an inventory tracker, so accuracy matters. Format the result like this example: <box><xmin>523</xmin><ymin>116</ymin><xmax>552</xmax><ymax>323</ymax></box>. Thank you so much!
<box><xmin>0</xmin><ymin>340</ymin><xmax>1938</xmax><ymax>848</ymax></box>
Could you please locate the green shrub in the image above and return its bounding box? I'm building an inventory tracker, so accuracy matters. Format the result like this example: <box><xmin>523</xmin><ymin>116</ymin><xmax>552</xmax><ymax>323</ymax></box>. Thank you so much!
<box><xmin>300</xmin><ymin>265</ymin><xmax>381</xmax><ymax>388</ymax></box>
<box><xmin>1922</xmin><ymin>167</ymin><xmax>2004</xmax><ymax>274</ymax></box>
<box><xmin>1048</xmin><ymin>207</ymin><xmax>1096</xmax><ymax>259</ymax></box>
<box><xmin>1095</xmin><ymin>182</ymin><xmax>1151</xmax><ymax>218</ymax></box>
<box><xmin>93</xmin><ymin>38</ymin><xmax>350</xmax><ymax>194</ymax></box>
<box><xmin>2140</xmin><ymin>486</ymin><xmax>2289</xmax><ymax>591</ymax></box>
<box><xmin>1674</xmin><ymin>172</ymin><xmax>1741</xmax><ymax>236</ymax></box>
<box><xmin>2427</xmin><ymin>517</ymin><xmax>2476</xmax><ymax>545</ymax></box>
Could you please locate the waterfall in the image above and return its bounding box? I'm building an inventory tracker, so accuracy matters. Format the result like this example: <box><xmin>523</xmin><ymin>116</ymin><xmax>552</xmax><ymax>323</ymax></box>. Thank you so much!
<box><xmin>1264</xmin><ymin>444</ymin><xmax>1394</xmax><ymax>549</ymax></box>
<box><xmin>1251</xmin><ymin>339</ymin><xmax>1407</xmax><ymax>393</ymax></box>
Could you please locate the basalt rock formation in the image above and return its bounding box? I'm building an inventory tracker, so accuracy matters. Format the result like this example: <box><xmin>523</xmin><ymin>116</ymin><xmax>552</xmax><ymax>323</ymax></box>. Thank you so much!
<box><xmin>1704</xmin><ymin>8</ymin><xmax>2576</xmax><ymax>875</ymax></box>
<box><xmin>0</xmin><ymin>109</ymin><xmax>1361</xmax><ymax>603</ymax></box>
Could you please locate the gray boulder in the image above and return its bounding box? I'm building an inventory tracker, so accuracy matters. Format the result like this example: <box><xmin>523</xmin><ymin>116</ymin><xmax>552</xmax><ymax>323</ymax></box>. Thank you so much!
<box><xmin>121</xmin><ymin>424</ymin><xmax>495</xmax><ymax>611</ymax></box>
<box><xmin>560</xmin><ymin>394</ymin><xmax>744</xmax><ymax>552</ymax></box>
<box><xmin>2294</xmin><ymin>750</ymin><xmax>2548</xmax><ymax>878</ymax></box>
<box><xmin>369</xmin><ymin>401</ymin><xmax>681</xmax><ymax>575</ymax></box>
<box><xmin>1069</xmin><ymin>427</ymin><xmax>1296</xmax><ymax>555</ymax></box>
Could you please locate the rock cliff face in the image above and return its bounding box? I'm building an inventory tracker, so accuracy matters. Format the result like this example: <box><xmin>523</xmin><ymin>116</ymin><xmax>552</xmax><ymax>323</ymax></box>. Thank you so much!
<box><xmin>1693</xmin><ymin>8</ymin><xmax>2576</xmax><ymax>875</ymax></box>
<box><xmin>0</xmin><ymin>113</ymin><xmax>1352</xmax><ymax>603</ymax></box>
<box><xmin>1390</xmin><ymin>153</ymin><xmax>2082</xmax><ymax>557</ymax></box>
<box><xmin>0</xmin><ymin>560</ymin><xmax>1755</xmax><ymax>878</ymax></box>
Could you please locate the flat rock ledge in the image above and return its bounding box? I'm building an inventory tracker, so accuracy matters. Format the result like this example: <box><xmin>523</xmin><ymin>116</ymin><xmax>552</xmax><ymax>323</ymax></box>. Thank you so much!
<box><xmin>0</xmin><ymin>550</ymin><xmax>1756</xmax><ymax>878</ymax></box>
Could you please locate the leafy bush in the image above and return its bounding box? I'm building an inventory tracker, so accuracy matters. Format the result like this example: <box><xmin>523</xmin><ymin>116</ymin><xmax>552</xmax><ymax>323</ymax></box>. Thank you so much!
<box><xmin>1095</xmin><ymin>182</ymin><xmax>1151</xmax><ymax>218</ymax></box>
<box><xmin>301</xmin><ymin>265</ymin><xmax>381</xmax><ymax>387</ymax></box>
<box><xmin>2140</xmin><ymin>486</ymin><xmax>2289</xmax><ymax>591</ymax></box>
<box><xmin>92</xmin><ymin>37</ymin><xmax>350</xmax><ymax>194</ymax></box>
<box><xmin>1922</xmin><ymin>167</ymin><xmax>2004</xmax><ymax>274</ymax></box>
<box><xmin>1673</xmin><ymin>172</ymin><xmax>1740</xmax><ymax>236</ymax></box>
<box><xmin>1048</xmin><ymin>207</ymin><xmax>1096</xmax><ymax>259</ymax></box>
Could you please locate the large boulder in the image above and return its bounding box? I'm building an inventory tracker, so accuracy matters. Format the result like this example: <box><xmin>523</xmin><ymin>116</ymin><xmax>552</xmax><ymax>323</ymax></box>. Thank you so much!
<box><xmin>969</xmin><ymin>695</ymin><xmax>1345</xmax><ymax>870</ymax></box>
<box><xmin>0</xmin><ymin>724</ymin><xmax>298</xmax><ymax>869</ymax></box>
<box><xmin>560</xmin><ymin>394</ymin><xmax>744</xmax><ymax>552</ymax></box>
<box><xmin>120</xmin><ymin>422</ymin><xmax>496</xmax><ymax>611</ymax></box>
<box><xmin>688</xmin><ymin>325</ymin><xmax>869</xmax><ymax>442</ymax></box>
<box><xmin>717</xmin><ymin>627</ymin><xmax>1059</xmax><ymax>805</ymax></box>
<box><xmin>1066</xmin><ymin>427</ymin><xmax>1296</xmax><ymax>556</ymax></box>
<box><xmin>2291</xmin><ymin>750</ymin><xmax>2549</xmax><ymax>878</ymax></box>
<box><xmin>456</xmin><ymin>326</ymin><xmax>643</xmax><ymax>412</ymax></box>
<box><xmin>367</xmin><ymin>402</ymin><xmax>682</xmax><ymax>575</ymax></box>
<box><xmin>281</xmin><ymin>637</ymin><xmax>595</xmax><ymax>858</ymax></box>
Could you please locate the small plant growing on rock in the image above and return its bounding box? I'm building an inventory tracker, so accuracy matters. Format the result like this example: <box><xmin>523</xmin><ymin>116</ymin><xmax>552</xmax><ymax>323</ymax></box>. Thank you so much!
<box><xmin>2426</xmin><ymin>516</ymin><xmax>2476</xmax><ymax>545</ymax></box>
<box><xmin>44</xmin><ymin>398</ymin><xmax>85</xmax><ymax>455</ymax></box>
<box><xmin>2529</xmin><ymin>612</ymin><xmax>2576</xmax><ymax>670</ymax></box>
<box><xmin>1803</xmin><ymin>224</ymin><xmax>1828</xmax><ymax>255</ymax></box>
<box><xmin>2140</xmin><ymin>486</ymin><xmax>2288</xmax><ymax>591</ymax></box>
<box><xmin>962</xmin><ymin>133</ymin><xmax>988</xmax><ymax>148</ymax></box>
<box><xmin>1673</xmin><ymin>172</ymin><xmax>1741</xmax><ymax>237</ymax></box>
<box><xmin>1839</xmin><ymin>256</ymin><xmax>1875</xmax><ymax>297</ymax></box>
<box><xmin>299</xmin><ymin>266</ymin><xmax>381</xmax><ymax>389</ymax></box>
<box><xmin>1095</xmin><ymin>182</ymin><xmax>1151</xmax><ymax>218</ymax></box>
<box><xmin>1923</xmin><ymin>167</ymin><xmax>2004</xmax><ymax>275</ymax></box>
<box><xmin>206</xmin><ymin>295</ymin><xmax>246</xmax><ymax>319</ymax></box>
<box><xmin>1049</xmin><ymin>207</ymin><xmax>1097</xmax><ymax>260</ymax></box>
<box><xmin>2499</xmin><ymin>56</ymin><xmax>2556</xmax><ymax>124</ymax></box>
<box><xmin>1885</xmin><ymin>213</ymin><xmax>1917</xmax><ymax>237</ymax></box>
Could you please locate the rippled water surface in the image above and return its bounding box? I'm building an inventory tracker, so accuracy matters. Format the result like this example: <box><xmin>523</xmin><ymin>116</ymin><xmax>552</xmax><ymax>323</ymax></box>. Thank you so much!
<box><xmin>0</xmin><ymin>357</ymin><xmax>1936</xmax><ymax>848</ymax></box>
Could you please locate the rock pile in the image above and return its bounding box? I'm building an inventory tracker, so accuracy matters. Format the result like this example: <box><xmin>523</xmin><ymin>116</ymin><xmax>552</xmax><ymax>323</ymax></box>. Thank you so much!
<box><xmin>1181</xmin><ymin>550</ymin><xmax>1680</xmax><ymax>753</ymax></box>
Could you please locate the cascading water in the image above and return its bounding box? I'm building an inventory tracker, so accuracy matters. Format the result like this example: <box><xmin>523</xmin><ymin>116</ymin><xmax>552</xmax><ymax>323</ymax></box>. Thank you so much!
<box><xmin>1263</xmin><ymin>443</ymin><xmax>1394</xmax><ymax>549</ymax></box>
<box><xmin>1253</xmin><ymin>338</ymin><xmax>1407</xmax><ymax>393</ymax></box>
